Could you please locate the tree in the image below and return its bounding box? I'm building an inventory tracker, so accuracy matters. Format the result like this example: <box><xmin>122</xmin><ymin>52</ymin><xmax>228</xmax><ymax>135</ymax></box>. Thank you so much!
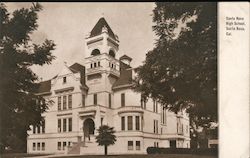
<box><xmin>0</xmin><ymin>3</ymin><xmax>55</xmax><ymax>152</ymax></box>
<box><xmin>95</xmin><ymin>125</ymin><xmax>116</xmax><ymax>155</ymax></box>
<box><xmin>134</xmin><ymin>2</ymin><xmax>217</xmax><ymax>148</ymax></box>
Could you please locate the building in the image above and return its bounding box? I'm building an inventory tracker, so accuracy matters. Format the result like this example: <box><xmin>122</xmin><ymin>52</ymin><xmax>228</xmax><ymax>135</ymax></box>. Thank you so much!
<box><xmin>27</xmin><ymin>17</ymin><xmax>190</xmax><ymax>155</ymax></box>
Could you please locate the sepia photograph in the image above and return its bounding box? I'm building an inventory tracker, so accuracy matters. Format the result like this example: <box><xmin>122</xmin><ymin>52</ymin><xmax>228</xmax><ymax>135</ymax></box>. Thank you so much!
<box><xmin>1</xmin><ymin>2</ymin><xmax>226</xmax><ymax>158</ymax></box>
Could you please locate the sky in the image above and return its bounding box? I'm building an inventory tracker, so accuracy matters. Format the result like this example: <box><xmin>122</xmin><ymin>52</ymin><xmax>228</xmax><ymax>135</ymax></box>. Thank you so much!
<box><xmin>6</xmin><ymin>2</ymin><xmax>157</xmax><ymax>81</ymax></box>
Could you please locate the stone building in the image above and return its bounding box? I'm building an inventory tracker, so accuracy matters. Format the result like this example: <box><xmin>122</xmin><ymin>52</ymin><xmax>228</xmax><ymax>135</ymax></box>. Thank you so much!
<box><xmin>27</xmin><ymin>17</ymin><xmax>190</xmax><ymax>155</ymax></box>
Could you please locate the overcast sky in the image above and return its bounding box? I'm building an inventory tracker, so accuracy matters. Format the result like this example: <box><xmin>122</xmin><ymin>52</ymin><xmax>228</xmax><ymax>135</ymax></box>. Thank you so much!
<box><xmin>6</xmin><ymin>2</ymin><xmax>156</xmax><ymax>81</ymax></box>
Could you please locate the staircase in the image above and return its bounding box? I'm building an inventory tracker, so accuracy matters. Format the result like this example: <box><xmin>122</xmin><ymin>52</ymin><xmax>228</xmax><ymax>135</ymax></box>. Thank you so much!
<box><xmin>67</xmin><ymin>141</ymin><xmax>85</xmax><ymax>154</ymax></box>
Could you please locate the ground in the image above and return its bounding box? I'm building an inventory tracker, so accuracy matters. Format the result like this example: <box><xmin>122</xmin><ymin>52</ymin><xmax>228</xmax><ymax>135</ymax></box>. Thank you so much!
<box><xmin>1</xmin><ymin>153</ymin><xmax>217</xmax><ymax>158</ymax></box>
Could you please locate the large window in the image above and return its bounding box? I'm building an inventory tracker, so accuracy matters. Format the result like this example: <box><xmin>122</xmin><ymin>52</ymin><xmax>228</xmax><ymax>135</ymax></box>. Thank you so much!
<box><xmin>128</xmin><ymin>141</ymin><xmax>133</xmax><ymax>150</ymax></box>
<box><xmin>58</xmin><ymin>142</ymin><xmax>61</xmax><ymax>150</ymax></box>
<box><xmin>63</xmin><ymin>118</ymin><xmax>67</xmax><ymax>132</ymax></box>
<box><xmin>153</xmin><ymin>100</ymin><xmax>158</xmax><ymax>113</ymax></box>
<box><xmin>121</xmin><ymin>93</ymin><xmax>125</xmax><ymax>107</ymax></box>
<box><xmin>82</xmin><ymin>94</ymin><xmax>85</xmax><ymax>107</ymax></box>
<box><xmin>37</xmin><ymin>142</ymin><xmax>40</xmax><ymax>150</ymax></box>
<box><xmin>135</xmin><ymin>116</ymin><xmax>140</xmax><ymax>130</ymax></box>
<box><xmin>94</xmin><ymin>93</ymin><xmax>97</xmax><ymax>105</ymax></box>
<box><xmin>109</xmin><ymin>93</ymin><xmax>112</xmax><ymax>108</ymax></box>
<box><xmin>68</xmin><ymin>95</ymin><xmax>72</xmax><ymax>109</ymax></box>
<box><xmin>58</xmin><ymin>96</ymin><xmax>61</xmax><ymax>111</ymax></box>
<box><xmin>58</xmin><ymin>119</ymin><xmax>61</xmax><ymax>132</ymax></box>
<box><xmin>63</xmin><ymin>96</ymin><xmax>67</xmax><ymax>110</ymax></box>
<box><xmin>121</xmin><ymin>116</ymin><xmax>125</xmax><ymax>131</ymax></box>
<box><xmin>68</xmin><ymin>118</ymin><xmax>72</xmax><ymax>132</ymax></box>
<box><xmin>63</xmin><ymin>142</ymin><xmax>67</xmax><ymax>150</ymax></box>
<box><xmin>136</xmin><ymin>141</ymin><xmax>141</xmax><ymax>150</ymax></box>
<box><xmin>37</xmin><ymin>125</ymin><xmax>40</xmax><ymax>134</ymax></box>
<box><xmin>33</xmin><ymin>125</ymin><xmax>36</xmax><ymax>134</ymax></box>
<box><xmin>127</xmin><ymin>116</ymin><xmax>133</xmax><ymax>130</ymax></box>
<box><xmin>33</xmin><ymin>143</ymin><xmax>36</xmax><ymax>151</ymax></box>
<box><xmin>154</xmin><ymin>120</ymin><xmax>158</xmax><ymax>134</ymax></box>
<box><xmin>42</xmin><ymin>142</ymin><xmax>45</xmax><ymax>151</ymax></box>
<box><xmin>42</xmin><ymin>120</ymin><xmax>45</xmax><ymax>133</ymax></box>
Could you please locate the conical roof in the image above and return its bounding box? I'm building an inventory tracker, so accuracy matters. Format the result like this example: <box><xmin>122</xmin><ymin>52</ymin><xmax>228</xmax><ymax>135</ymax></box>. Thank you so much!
<box><xmin>90</xmin><ymin>17</ymin><xmax>116</xmax><ymax>39</ymax></box>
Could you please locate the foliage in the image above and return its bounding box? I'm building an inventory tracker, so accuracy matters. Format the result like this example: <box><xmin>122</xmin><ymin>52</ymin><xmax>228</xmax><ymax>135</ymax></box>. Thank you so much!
<box><xmin>0</xmin><ymin>3</ymin><xmax>55</xmax><ymax>152</ymax></box>
<box><xmin>133</xmin><ymin>2</ymin><xmax>217</xmax><ymax>145</ymax></box>
<box><xmin>95</xmin><ymin>125</ymin><xmax>116</xmax><ymax>155</ymax></box>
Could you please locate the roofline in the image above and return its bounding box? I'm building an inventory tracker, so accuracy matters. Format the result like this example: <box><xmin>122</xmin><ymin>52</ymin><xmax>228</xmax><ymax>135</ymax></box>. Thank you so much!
<box><xmin>112</xmin><ymin>83</ymin><xmax>134</xmax><ymax>90</ymax></box>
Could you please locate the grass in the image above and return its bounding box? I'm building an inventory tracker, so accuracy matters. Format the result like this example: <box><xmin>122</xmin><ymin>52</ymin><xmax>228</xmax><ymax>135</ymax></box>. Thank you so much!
<box><xmin>0</xmin><ymin>153</ymin><xmax>218</xmax><ymax>158</ymax></box>
<box><xmin>1</xmin><ymin>153</ymin><xmax>50</xmax><ymax>158</ymax></box>
<box><xmin>49</xmin><ymin>154</ymin><xmax>217</xmax><ymax>158</ymax></box>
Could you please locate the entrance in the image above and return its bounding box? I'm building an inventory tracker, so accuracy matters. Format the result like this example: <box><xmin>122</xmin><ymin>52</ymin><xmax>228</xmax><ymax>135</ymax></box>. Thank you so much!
<box><xmin>170</xmin><ymin>140</ymin><xmax>176</xmax><ymax>148</ymax></box>
<box><xmin>83</xmin><ymin>118</ymin><xmax>95</xmax><ymax>141</ymax></box>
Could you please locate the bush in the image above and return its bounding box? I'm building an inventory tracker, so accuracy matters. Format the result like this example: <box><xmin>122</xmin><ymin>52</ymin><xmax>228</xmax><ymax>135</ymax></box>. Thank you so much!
<box><xmin>146</xmin><ymin>147</ymin><xmax>218</xmax><ymax>155</ymax></box>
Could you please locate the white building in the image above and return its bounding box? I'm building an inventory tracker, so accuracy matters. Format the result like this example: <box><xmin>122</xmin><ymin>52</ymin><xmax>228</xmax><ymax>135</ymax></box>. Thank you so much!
<box><xmin>27</xmin><ymin>17</ymin><xmax>190</xmax><ymax>155</ymax></box>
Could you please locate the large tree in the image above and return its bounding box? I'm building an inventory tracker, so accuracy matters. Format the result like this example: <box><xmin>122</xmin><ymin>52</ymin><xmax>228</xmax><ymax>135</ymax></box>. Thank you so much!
<box><xmin>134</xmin><ymin>2</ymin><xmax>217</xmax><ymax>147</ymax></box>
<box><xmin>96</xmin><ymin>125</ymin><xmax>116</xmax><ymax>155</ymax></box>
<box><xmin>0</xmin><ymin>3</ymin><xmax>55</xmax><ymax>152</ymax></box>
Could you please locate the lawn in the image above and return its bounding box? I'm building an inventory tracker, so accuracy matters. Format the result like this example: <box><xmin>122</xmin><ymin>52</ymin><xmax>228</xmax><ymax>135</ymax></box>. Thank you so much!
<box><xmin>49</xmin><ymin>154</ymin><xmax>217</xmax><ymax>158</ymax></box>
<box><xmin>1</xmin><ymin>154</ymin><xmax>217</xmax><ymax>158</ymax></box>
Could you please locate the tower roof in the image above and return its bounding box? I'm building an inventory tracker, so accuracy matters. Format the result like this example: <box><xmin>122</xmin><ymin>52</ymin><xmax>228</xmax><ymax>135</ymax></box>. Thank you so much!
<box><xmin>90</xmin><ymin>17</ymin><xmax>116</xmax><ymax>39</ymax></box>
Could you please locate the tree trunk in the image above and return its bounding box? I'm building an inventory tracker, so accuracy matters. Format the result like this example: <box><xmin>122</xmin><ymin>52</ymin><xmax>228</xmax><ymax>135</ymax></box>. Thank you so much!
<box><xmin>104</xmin><ymin>145</ymin><xmax>108</xmax><ymax>155</ymax></box>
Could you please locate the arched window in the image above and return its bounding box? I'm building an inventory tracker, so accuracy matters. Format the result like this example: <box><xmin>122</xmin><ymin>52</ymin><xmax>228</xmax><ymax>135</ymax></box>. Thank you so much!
<box><xmin>109</xmin><ymin>50</ymin><xmax>115</xmax><ymax>58</ymax></box>
<box><xmin>91</xmin><ymin>49</ymin><xmax>100</xmax><ymax>56</ymax></box>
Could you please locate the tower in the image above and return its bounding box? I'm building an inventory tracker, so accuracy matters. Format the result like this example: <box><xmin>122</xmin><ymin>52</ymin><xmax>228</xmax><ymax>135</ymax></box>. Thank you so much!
<box><xmin>84</xmin><ymin>17</ymin><xmax>120</xmax><ymax>107</ymax></box>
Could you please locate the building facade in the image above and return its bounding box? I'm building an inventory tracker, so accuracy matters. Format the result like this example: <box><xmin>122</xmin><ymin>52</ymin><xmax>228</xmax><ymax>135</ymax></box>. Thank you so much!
<box><xmin>27</xmin><ymin>17</ymin><xmax>190</xmax><ymax>155</ymax></box>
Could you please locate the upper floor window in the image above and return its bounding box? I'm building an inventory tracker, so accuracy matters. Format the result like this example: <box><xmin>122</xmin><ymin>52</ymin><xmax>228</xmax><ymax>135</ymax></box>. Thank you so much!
<box><xmin>91</xmin><ymin>49</ymin><xmax>100</xmax><ymax>56</ymax></box>
<box><xmin>135</xmin><ymin>116</ymin><xmax>140</xmax><ymax>131</ymax></box>
<box><xmin>58</xmin><ymin>96</ymin><xmax>61</xmax><ymax>111</ymax></box>
<box><xmin>63</xmin><ymin>96</ymin><xmax>67</xmax><ymax>110</ymax></box>
<box><xmin>136</xmin><ymin>141</ymin><xmax>141</xmax><ymax>150</ymax></box>
<box><xmin>109</xmin><ymin>93</ymin><xmax>112</xmax><ymax>108</ymax></box>
<box><xmin>68</xmin><ymin>118</ymin><xmax>72</xmax><ymax>132</ymax></box>
<box><xmin>121</xmin><ymin>116</ymin><xmax>125</xmax><ymax>131</ymax></box>
<box><xmin>127</xmin><ymin>116</ymin><xmax>133</xmax><ymax>130</ymax></box>
<box><xmin>82</xmin><ymin>94</ymin><xmax>85</xmax><ymax>107</ymax></box>
<box><xmin>153</xmin><ymin>100</ymin><xmax>158</xmax><ymax>113</ymax></box>
<box><xmin>98</xmin><ymin>61</ymin><xmax>100</xmax><ymax>67</ymax></box>
<box><xmin>154</xmin><ymin>120</ymin><xmax>158</xmax><ymax>134</ymax></box>
<box><xmin>94</xmin><ymin>93</ymin><xmax>97</xmax><ymax>105</ymax></box>
<box><xmin>68</xmin><ymin>95</ymin><xmax>72</xmax><ymax>109</ymax></box>
<box><xmin>109</xmin><ymin>50</ymin><xmax>115</xmax><ymax>58</ymax></box>
<box><xmin>63</xmin><ymin>77</ymin><xmax>66</xmax><ymax>83</ymax></box>
<box><xmin>41</xmin><ymin>119</ymin><xmax>45</xmax><ymax>133</ymax></box>
<box><xmin>121</xmin><ymin>93</ymin><xmax>125</xmax><ymax>107</ymax></box>
<box><xmin>63</xmin><ymin>118</ymin><xmax>67</xmax><ymax>132</ymax></box>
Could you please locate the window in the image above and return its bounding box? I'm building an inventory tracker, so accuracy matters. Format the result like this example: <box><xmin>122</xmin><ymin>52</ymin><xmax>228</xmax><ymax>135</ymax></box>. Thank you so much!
<box><xmin>82</xmin><ymin>94</ymin><xmax>85</xmax><ymax>107</ymax></box>
<box><xmin>154</xmin><ymin>120</ymin><xmax>158</xmax><ymax>134</ymax></box>
<box><xmin>68</xmin><ymin>142</ymin><xmax>71</xmax><ymax>147</ymax></box>
<box><xmin>94</xmin><ymin>63</ymin><xmax>96</xmax><ymax>67</ymax></box>
<box><xmin>154</xmin><ymin>142</ymin><xmax>159</xmax><ymax>147</ymax></box>
<box><xmin>98</xmin><ymin>61</ymin><xmax>100</xmax><ymax>67</ymax></box>
<box><xmin>94</xmin><ymin>94</ymin><xmax>97</xmax><ymax>105</ymax></box>
<box><xmin>37</xmin><ymin>142</ymin><xmax>40</xmax><ymax>150</ymax></box>
<box><xmin>141</xmin><ymin>95</ymin><xmax>146</xmax><ymax>109</ymax></box>
<box><xmin>58</xmin><ymin>96</ymin><xmax>61</xmax><ymax>111</ymax></box>
<box><xmin>121</xmin><ymin>116</ymin><xmax>125</xmax><ymax>131</ymax></box>
<box><xmin>128</xmin><ymin>141</ymin><xmax>133</xmax><ymax>150</ymax></box>
<box><xmin>63</xmin><ymin>118</ymin><xmax>67</xmax><ymax>132</ymax></box>
<box><xmin>63</xmin><ymin>96</ymin><xmax>67</xmax><ymax>110</ymax></box>
<box><xmin>33</xmin><ymin>125</ymin><xmax>36</xmax><ymax>134</ymax></box>
<box><xmin>68</xmin><ymin>118</ymin><xmax>72</xmax><ymax>132</ymax></box>
<box><xmin>136</xmin><ymin>141</ymin><xmax>140</xmax><ymax>150</ymax></box>
<box><xmin>128</xmin><ymin>116</ymin><xmax>133</xmax><ymax>130</ymax></box>
<box><xmin>42</xmin><ymin>120</ymin><xmax>45</xmax><ymax>133</ymax></box>
<box><xmin>68</xmin><ymin>95</ymin><xmax>72</xmax><ymax>109</ymax></box>
<box><xmin>90</xmin><ymin>63</ymin><xmax>93</xmax><ymax>68</ymax></box>
<box><xmin>186</xmin><ymin>125</ymin><xmax>189</xmax><ymax>134</ymax></box>
<box><xmin>135</xmin><ymin>116</ymin><xmax>140</xmax><ymax>131</ymax></box>
<box><xmin>58</xmin><ymin>142</ymin><xmax>61</xmax><ymax>150</ymax></box>
<box><xmin>58</xmin><ymin>119</ymin><xmax>61</xmax><ymax>133</ymax></box>
<box><xmin>91</xmin><ymin>49</ymin><xmax>100</xmax><ymax>56</ymax></box>
<box><xmin>109</xmin><ymin>93</ymin><xmax>112</xmax><ymax>108</ymax></box>
<box><xmin>63</xmin><ymin>142</ymin><xmax>67</xmax><ymax>150</ymax></box>
<box><xmin>63</xmin><ymin>77</ymin><xmax>66</xmax><ymax>83</ymax></box>
<box><xmin>121</xmin><ymin>93</ymin><xmax>125</xmax><ymax>107</ymax></box>
<box><xmin>42</xmin><ymin>142</ymin><xmax>45</xmax><ymax>151</ymax></box>
<box><xmin>153</xmin><ymin>100</ymin><xmax>158</xmax><ymax>113</ymax></box>
<box><xmin>101</xmin><ymin>118</ymin><xmax>103</xmax><ymax>126</ymax></box>
<box><xmin>33</xmin><ymin>142</ymin><xmax>36</xmax><ymax>151</ymax></box>
<box><xmin>37</xmin><ymin>125</ymin><xmax>40</xmax><ymax>134</ymax></box>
